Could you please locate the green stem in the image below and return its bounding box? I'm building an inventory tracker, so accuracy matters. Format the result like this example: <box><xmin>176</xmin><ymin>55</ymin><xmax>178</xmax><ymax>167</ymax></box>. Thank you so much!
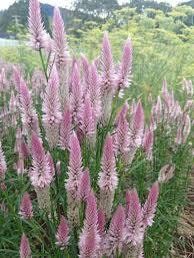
<box><xmin>39</xmin><ymin>49</ymin><xmax>48</xmax><ymax>82</ymax></box>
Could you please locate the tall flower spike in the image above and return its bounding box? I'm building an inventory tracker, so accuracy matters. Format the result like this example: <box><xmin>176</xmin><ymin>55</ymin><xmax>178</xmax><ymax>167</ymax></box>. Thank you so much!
<box><xmin>65</xmin><ymin>132</ymin><xmax>83</xmax><ymax>226</ymax></box>
<box><xmin>142</xmin><ymin>182</ymin><xmax>159</xmax><ymax>228</ymax></box>
<box><xmin>98</xmin><ymin>134</ymin><xmax>118</xmax><ymax>218</ymax></box>
<box><xmin>125</xmin><ymin>189</ymin><xmax>143</xmax><ymax>246</ymax></box>
<box><xmin>113</xmin><ymin>106</ymin><xmax>130</xmax><ymax>157</ymax></box>
<box><xmin>59</xmin><ymin>104</ymin><xmax>72</xmax><ymax>150</ymax></box>
<box><xmin>53</xmin><ymin>7</ymin><xmax>69</xmax><ymax>67</ymax></box>
<box><xmin>100</xmin><ymin>32</ymin><xmax>115</xmax><ymax>124</ymax></box>
<box><xmin>20</xmin><ymin>233</ymin><xmax>31</xmax><ymax>258</ymax></box>
<box><xmin>104</xmin><ymin>205</ymin><xmax>125</xmax><ymax>256</ymax></box>
<box><xmin>13</xmin><ymin>66</ymin><xmax>22</xmax><ymax>92</ymax></box>
<box><xmin>88</xmin><ymin>62</ymin><xmax>102</xmax><ymax>122</ymax></box>
<box><xmin>30</xmin><ymin>132</ymin><xmax>53</xmax><ymax>188</ymax></box>
<box><xmin>143</xmin><ymin>127</ymin><xmax>154</xmax><ymax>161</ymax></box>
<box><xmin>97</xmin><ymin>208</ymin><xmax>106</xmax><ymax>238</ymax></box>
<box><xmin>55</xmin><ymin>215</ymin><xmax>70</xmax><ymax>249</ymax></box>
<box><xmin>70</xmin><ymin>62</ymin><xmax>83</xmax><ymax>126</ymax></box>
<box><xmin>0</xmin><ymin>141</ymin><xmax>7</xmax><ymax>181</ymax></box>
<box><xmin>42</xmin><ymin>65</ymin><xmax>62</xmax><ymax>148</ymax></box>
<box><xmin>19</xmin><ymin>80</ymin><xmax>39</xmax><ymax>140</ymax></box>
<box><xmin>19</xmin><ymin>192</ymin><xmax>33</xmax><ymax>220</ymax></box>
<box><xmin>79</xmin><ymin>169</ymin><xmax>91</xmax><ymax>201</ymax></box>
<box><xmin>129</xmin><ymin>100</ymin><xmax>145</xmax><ymax>147</ymax></box>
<box><xmin>116</xmin><ymin>37</ymin><xmax>133</xmax><ymax>91</ymax></box>
<box><xmin>182</xmin><ymin>113</ymin><xmax>191</xmax><ymax>144</ymax></box>
<box><xmin>79</xmin><ymin>192</ymin><xmax>100</xmax><ymax>258</ymax></box>
<box><xmin>28</xmin><ymin>0</ymin><xmax>46</xmax><ymax>50</ymax></box>
<box><xmin>80</xmin><ymin>94</ymin><xmax>96</xmax><ymax>144</ymax></box>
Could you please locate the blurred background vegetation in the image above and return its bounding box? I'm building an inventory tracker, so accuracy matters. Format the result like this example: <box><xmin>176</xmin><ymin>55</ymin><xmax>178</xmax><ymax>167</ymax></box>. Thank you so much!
<box><xmin>1</xmin><ymin>0</ymin><xmax>194</xmax><ymax>99</ymax></box>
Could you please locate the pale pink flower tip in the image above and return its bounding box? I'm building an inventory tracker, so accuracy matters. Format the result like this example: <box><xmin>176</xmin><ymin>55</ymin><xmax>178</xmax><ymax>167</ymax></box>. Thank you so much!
<box><xmin>20</xmin><ymin>233</ymin><xmax>31</xmax><ymax>258</ymax></box>
<box><xmin>79</xmin><ymin>169</ymin><xmax>91</xmax><ymax>201</ymax></box>
<box><xmin>19</xmin><ymin>192</ymin><xmax>33</xmax><ymax>220</ymax></box>
<box><xmin>142</xmin><ymin>182</ymin><xmax>159</xmax><ymax>228</ymax></box>
<box><xmin>158</xmin><ymin>164</ymin><xmax>175</xmax><ymax>184</ymax></box>
<box><xmin>56</xmin><ymin>215</ymin><xmax>70</xmax><ymax>249</ymax></box>
<box><xmin>28</xmin><ymin>0</ymin><xmax>47</xmax><ymax>50</ymax></box>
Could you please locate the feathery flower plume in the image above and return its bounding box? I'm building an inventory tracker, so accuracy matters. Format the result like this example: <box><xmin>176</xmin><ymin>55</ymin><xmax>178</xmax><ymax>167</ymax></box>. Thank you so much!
<box><xmin>182</xmin><ymin>78</ymin><xmax>193</xmax><ymax>97</ymax></box>
<box><xmin>19</xmin><ymin>80</ymin><xmax>39</xmax><ymax>139</ymax></box>
<box><xmin>113</xmin><ymin>106</ymin><xmax>130</xmax><ymax>157</ymax></box>
<box><xmin>79</xmin><ymin>192</ymin><xmax>100</xmax><ymax>258</ymax></box>
<box><xmin>0</xmin><ymin>141</ymin><xmax>7</xmax><ymax>181</ymax></box>
<box><xmin>158</xmin><ymin>164</ymin><xmax>175</xmax><ymax>183</ymax></box>
<box><xmin>104</xmin><ymin>205</ymin><xmax>125</xmax><ymax>256</ymax></box>
<box><xmin>80</xmin><ymin>94</ymin><xmax>96</xmax><ymax>144</ymax></box>
<box><xmin>70</xmin><ymin>62</ymin><xmax>83</xmax><ymax>125</ymax></box>
<box><xmin>125</xmin><ymin>189</ymin><xmax>143</xmax><ymax>246</ymax></box>
<box><xmin>142</xmin><ymin>182</ymin><xmax>159</xmax><ymax>228</ymax></box>
<box><xmin>98</xmin><ymin>134</ymin><xmax>118</xmax><ymax>218</ymax></box>
<box><xmin>182</xmin><ymin>113</ymin><xmax>191</xmax><ymax>144</ymax></box>
<box><xmin>116</xmin><ymin>38</ymin><xmax>132</xmax><ymax>91</ymax></box>
<box><xmin>55</xmin><ymin>215</ymin><xmax>70</xmax><ymax>249</ymax></box>
<box><xmin>52</xmin><ymin>7</ymin><xmax>69</xmax><ymax>67</ymax></box>
<box><xmin>143</xmin><ymin>127</ymin><xmax>154</xmax><ymax>161</ymax></box>
<box><xmin>88</xmin><ymin>62</ymin><xmax>102</xmax><ymax>122</ymax></box>
<box><xmin>19</xmin><ymin>192</ymin><xmax>33</xmax><ymax>220</ymax></box>
<box><xmin>52</xmin><ymin>7</ymin><xmax>70</xmax><ymax>105</ymax></box>
<box><xmin>28</xmin><ymin>0</ymin><xmax>47</xmax><ymax>50</ymax></box>
<box><xmin>152</xmin><ymin>95</ymin><xmax>163</xmax><ymax>124</ymax></box>
<box><xmin>79</xmin><ymin>169</ymin><xmax>91</xmax><ymax>201</ymax></box>
<box><xmin>65</xmin><ymin>132</ymin><xmax>83</xmax><ymax>226</ymax></box>
<box><xmin>59</xmin><ymin>104</ymin><xmax>72</xmax><ymax>150</ymax></box>
<box><xmin>129</xmin><ymin>100</ymin><xmax>145</xmax><ymax>148</ymax></box>
<box><xmin>30</xmin><ymin>133</ymin><xmax>53</xmax><ymax>188</ymax></box>
<box><xmin>30</xmin><ymin>133</ymin><xmax>52</xmax><ymax>212</ymax></box>
<box><xmin>42</xmin><ymin>65</ymin><xmax>62</xmax><ymax>148</ymax></box>
<box><xmin>46</xmin><ymin>152</ymin><xmax>55</xmax><ymax>179</ymax></box>
<box><xmin>20</xmin><ymin>233</ymin><xmax>31</xmax><ymax>258</ymax></box>
<box><xmin>100</xmin><ymin>32</ymin><xmax>115</xmax><ymax>124</ymax></box>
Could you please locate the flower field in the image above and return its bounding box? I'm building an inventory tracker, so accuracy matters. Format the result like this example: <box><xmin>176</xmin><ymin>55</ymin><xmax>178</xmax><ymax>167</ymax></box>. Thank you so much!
<box><xmin>0</xmin><ymin>0</ymin><xmax>193</xmax><ymax>257</ymax></box>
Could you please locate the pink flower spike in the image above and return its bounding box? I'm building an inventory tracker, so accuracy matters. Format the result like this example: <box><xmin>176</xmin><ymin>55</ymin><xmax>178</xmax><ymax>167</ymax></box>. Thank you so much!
<box><xmin>30</xmin><ymin>132</ymin><xmax>53</xmax><ymax>188</ymax></box>
<box><xmin>20</xmin><ymin>233</ymin><xmax>31</xmax><ymax>258</ymax></box>
<box><xmin>88</xmin><ymin>62</ymin><xmax>102</xmax><ymax>121</ymax></box>
<box><xmin>81</xmin><ymin>55</ymin><xmax>90</xmax><ymax>94</ymax></box>
<box><xmin>80</xmin><ymin>94</ymin><xmax>96</xmax><ymax>142</ymax></box>
<box><xmin>28</xmin><ymin>0</ymin><xmax>47</xmax><ymax>50</ymax></box>
<box><xmin>125</xmin><ymin>189</ymin><xmax>143</xmax><ymax>245</ymax></box>
<box><xmin>13</xmin><ymin>66</ymin><xmax>22</xmax><ymax>92</ymax></box>
<box><xmin>52</xmin><ymin>7</ymin><xmax>69</xmax><ymax>67</ymax></box>
<box><xmin>142</xmin><ymin>182</ymin><xmax>159</xmax><ymax>228</ymax></box>
<box><xmin>98</xmin><ymin>134</ymin><xmax>118</xmax><ymax>218</ymax></box>
<box><xmin>129</xmin><ymin>100</ymin><xmax>145</xmax><ymax>147</ymax></box>
<box><xmin>42</xmin><ymin>65</ymin><xmax>62</xmax><ymax>148</ymax></box>
<box><xmin>70</xmin><ymin>62</ymin><xmax>83</xmax><ymax>125</ymax></box>
<box><xmin>0</xmin><ymin>141</ymin><xmax>7</xmax><ymax>181</ymax></box>
<box><xmin>117</xmin><ymin>37</ymin><xmax>133</xmax><ymax>90</ymax></box>
<box><xmin>79</xmin><ymin>191</ymin><xmax>100</xmax><ymax>258</ymax></box>
<box><xmin>79</xmin><ymin>169</ymin><xmax>91</xmax><ymax>201</ymax></box>
<box><xmin>19</xmin><ymin>192</ymin><xmax>33</xmax><ymax>220</ymax></box>
<box><xmin>143</xmin><ymin>127</ymin><xmax>154</xmax><ymax>161</ymax></box>
<box><xmin>65</xmin><ymin>132</ymin><xmax>83</xmax><ymax>200</ymax></box>
<box><xmin>55</xmin><ymin>215</ymin><xmax>70</xmax><ymax>249</ymax></box>
<box><xmin>104</xmin><ymin>205</ymin><xmax>125</xmax><ymax>256</ymax></box>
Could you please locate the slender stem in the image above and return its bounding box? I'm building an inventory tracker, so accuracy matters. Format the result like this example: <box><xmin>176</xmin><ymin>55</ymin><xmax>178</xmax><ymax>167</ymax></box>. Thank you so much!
<box><xmin>39</xmin><ymin>49</ymin><xmax>48</xmax><ymax>82</ymax></box>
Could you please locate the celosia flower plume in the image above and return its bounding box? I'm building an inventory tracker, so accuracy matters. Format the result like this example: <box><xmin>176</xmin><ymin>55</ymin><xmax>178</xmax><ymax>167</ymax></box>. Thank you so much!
<box><xmin>0</xmin><ymin>141</ymin><xmax>7</xmax><ymax>181</ymax></box>
<box><xmin>55</xmin><ymin>215</ymin><xmax>70</xmax><ymax>249</ymax></box>
<box><xmin>19</xmin><ymin>192</ymin><xmax>33</xmax><ymax>220</ymax></box>
<box><xmin>20</xmin><ymin>233</ymin><xmax>31</xmax><ymax>258</ymax></box>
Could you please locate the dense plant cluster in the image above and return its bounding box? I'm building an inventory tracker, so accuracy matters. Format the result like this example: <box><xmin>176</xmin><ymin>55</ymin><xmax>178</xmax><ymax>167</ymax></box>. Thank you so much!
<box><xmin>0</xmin><ymin>0</ymin><xmax>193</xmax><ymax>257</ymax></box>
